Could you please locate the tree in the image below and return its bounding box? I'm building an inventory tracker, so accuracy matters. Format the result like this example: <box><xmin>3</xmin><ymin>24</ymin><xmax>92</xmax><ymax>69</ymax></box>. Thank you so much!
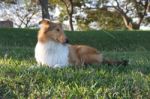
<box><xmin>60</xmin><ymin>0</ymin><xmax>74</xmax><ymax>31</ymax></box>
<box><xmin>75</xmin><ymin>0</ymin><xmax>125</xmax><ymax>30</ymax></box>
<box><xmin>39</xmin><ymin>0</ymin><xmax>50</xmax><ymax>19</ymax></box>
<box><xmin>105</xmin><ymin>0</ymin><xmax>149</xmax><ymax>30</ymax></box>
<box><xmin>86</xmin><ymin>8</ymin><xmax>125</xmax><ymax>30</ymax></box>
<box><xmin>83</xmin><ymin>0</ymin><xmax>149</xmax><ymax>30</ymax></box>
<box><xmin>0</xmin><ymin>0</ymin><xmax>17</xmax><ymax>4</ymax></box>
<box><xmin>15</xmin><ymin>8</ymin><xmax>38</xmax><ymax>28</ymax></box>
<box><xmin>49</xmin><ymin>0</ymin><xmax>83</xmax><ymax>31</ymax></box>
<box><xmin>0</xmin><ymin>2</ymin><xmax>39</xmax><ymax>28</ymax></box>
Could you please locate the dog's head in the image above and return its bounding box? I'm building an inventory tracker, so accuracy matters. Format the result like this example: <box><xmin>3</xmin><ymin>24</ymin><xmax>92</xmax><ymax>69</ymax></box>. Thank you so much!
<box><xmin>38</xmin><ymin>19</ymin><xmax>69</xmax><ymax>44</ymax></box>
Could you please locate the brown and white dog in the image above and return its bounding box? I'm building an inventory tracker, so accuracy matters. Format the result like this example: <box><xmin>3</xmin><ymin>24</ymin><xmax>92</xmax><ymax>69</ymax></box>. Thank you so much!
<box><xmin>35</xmin><ymin>19</ymin><xmax>128</xmax><ymax>68</ymax></box>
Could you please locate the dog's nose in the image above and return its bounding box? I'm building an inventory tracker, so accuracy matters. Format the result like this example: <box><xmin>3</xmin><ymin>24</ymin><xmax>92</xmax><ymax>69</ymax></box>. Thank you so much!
<box><xmin>65</xmin><ymin>39</ymin><xmax>69</xmax><ymax>43</ymax></box>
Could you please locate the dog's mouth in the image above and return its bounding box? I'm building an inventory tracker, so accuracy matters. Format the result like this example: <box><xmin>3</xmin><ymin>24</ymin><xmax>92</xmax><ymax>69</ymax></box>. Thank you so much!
<box><xmin>65</xmin><ymin>39</ymin><xmax>69</xmax><ymax>44</ymax></box>
<box><xmin>61</xmin><ymin>38</ymin><xmax>69</xmax><ymax>45</ymax></box>
<box><xmin>62</xmin><ymin>40</ymin><xmax>69</xmax><ymax>45</ymax></box>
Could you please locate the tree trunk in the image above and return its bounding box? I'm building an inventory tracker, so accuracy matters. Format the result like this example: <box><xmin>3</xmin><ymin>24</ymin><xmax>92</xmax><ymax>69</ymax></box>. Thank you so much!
<box><xmin>69</xmin><ymin>0</ymin><xmax>74</xmax><ymax>31</ymax></box>
<box><xmin>122</xmin><ymin>15</ymin><xmax>140</xmax><ymax>30</ymax></box>
<box><xmin>61</xmin><ymin>0</ymin><xmax>74</xmax><ymax>31</ymax></box>
<box><xmin>39</xmin><ymin>0</ymin><xmax>50</xmax><ymax>19</ymax></box>
<box><xmin>69</xmin><ymin>14</ymin><xmax>74</xmax><ymax>31</ymax></box>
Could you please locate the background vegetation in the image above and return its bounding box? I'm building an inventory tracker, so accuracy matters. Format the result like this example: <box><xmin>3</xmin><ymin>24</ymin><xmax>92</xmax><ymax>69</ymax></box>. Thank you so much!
<box><xmin>0</xmin><ymin>28</ymin><xmax>150</xmax><ymax>98</ymax></box>
<box><xmin>0</xmin><ymin>0</ymin><xmax>149</xmax><ymax>30</ymax></box>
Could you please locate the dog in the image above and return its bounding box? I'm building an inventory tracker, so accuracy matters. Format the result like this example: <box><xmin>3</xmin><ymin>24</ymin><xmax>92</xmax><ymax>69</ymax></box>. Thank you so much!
<box><xmin>35</xmin><ymin>19</ymin><xmax>128</xmax><ymax>68</ymax></box>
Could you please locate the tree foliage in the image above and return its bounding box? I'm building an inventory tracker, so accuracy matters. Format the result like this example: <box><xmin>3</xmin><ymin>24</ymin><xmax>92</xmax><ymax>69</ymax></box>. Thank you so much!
<box><xmin>80</xmin><ymin>0</ymin><xmax>150</xmax><ymax>30</ymax></box>
<box><xmin>105</xmin><ymin>0</ymin><xmax>150</xmax><ymax>30</ymax></box>
<box><xmin>49</xmin><ymin>0</ymin><xmax>84</xmax><ymax>31</ymax></box>
<box><xmin>0</xmin><ymin>0</ymin><xmax>16</xmax><ymax>4</ymax></box>
<box><xmin>86</xmin><ymin>9</ymin><xmax>125</xmax><ymax>30</ymax></box>
<box><xmin>1</xmin><ymin>0</ymin><xmax>149</xmax><ymax>30</ymax></box>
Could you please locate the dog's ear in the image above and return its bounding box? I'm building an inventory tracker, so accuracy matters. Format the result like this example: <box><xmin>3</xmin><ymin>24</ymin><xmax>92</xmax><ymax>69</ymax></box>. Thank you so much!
<box><xmin>39</xmin><ymin>19</ymin><xmax>50</xmax><ymax>25</ymax></box>
<box><xmin>39</xmin><ymin>20</ymin><xmax>42</xmax><ymax>25</ymax></box>
<box><xmin>39</xmin><ymin>19</ymin><xmax>53</xmax><ymax>29</ymax></box>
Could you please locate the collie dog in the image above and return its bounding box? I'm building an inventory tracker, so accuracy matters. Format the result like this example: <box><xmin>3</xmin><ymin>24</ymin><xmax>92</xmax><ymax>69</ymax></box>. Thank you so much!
<box><xmin>35</xmin><ymin>19</ymin><xmax>128</xmax><ymax>68</ymax></box>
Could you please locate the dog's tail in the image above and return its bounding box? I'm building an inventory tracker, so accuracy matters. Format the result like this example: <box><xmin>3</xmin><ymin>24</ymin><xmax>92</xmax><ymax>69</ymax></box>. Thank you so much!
<box><xmin>102</xmin><ymin>59</ymin><xmax>129</xmax><ymax>66</ymax></box>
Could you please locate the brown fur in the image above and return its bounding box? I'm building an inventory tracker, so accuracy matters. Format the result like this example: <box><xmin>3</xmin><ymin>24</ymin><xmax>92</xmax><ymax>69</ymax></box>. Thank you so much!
<box><xmin>38</xmin><ymin>19</ymin><xmax>128</xmax><ymax>66</ymax></box>
<box><xmin>38</xmin><ymin>19</ymin><xmax>68</xmax><ymax>43</ymax></box>
<box><xmin>68</xmin><ymin>45</ymin><xmax>103</xmax><ymax>65</ymax></box>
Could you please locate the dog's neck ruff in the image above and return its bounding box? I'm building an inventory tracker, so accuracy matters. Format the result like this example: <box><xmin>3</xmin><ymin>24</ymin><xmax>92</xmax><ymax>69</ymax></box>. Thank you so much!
<box><xmin>35</xmin><ymin>40</ymin><xmax>69</xmax><ymax>67</ymax></box>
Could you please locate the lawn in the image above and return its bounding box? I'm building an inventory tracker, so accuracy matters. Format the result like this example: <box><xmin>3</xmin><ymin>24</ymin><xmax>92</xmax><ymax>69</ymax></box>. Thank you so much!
<box><xmin>0</xmin><ymin>28</ymin><xmax>150</xmax><ymax>98</ymax></box>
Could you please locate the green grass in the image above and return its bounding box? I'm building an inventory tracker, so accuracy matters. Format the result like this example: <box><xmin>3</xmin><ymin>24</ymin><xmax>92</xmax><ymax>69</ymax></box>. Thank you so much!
<box><xmin>0</xmin><ymin>28</ymin><xmax>150</xmax><ymax>98</ymax></box>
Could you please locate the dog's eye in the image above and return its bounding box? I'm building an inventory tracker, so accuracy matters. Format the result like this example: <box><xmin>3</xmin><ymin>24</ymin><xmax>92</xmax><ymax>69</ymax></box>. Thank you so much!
<box><xmin>56</xmin><ymin>28</ymin><xmax>60</xmax><ymax>32</ymax></box>
<box><xmin>44</xmin><ymin>31</ymin><xmax>48</xmax><ymax>34</ymax></box>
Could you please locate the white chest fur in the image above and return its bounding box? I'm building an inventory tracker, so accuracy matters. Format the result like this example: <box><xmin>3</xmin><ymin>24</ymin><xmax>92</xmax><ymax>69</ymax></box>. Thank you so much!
<box><xmin>35</xmin><ymin>41</ymin><xmax>69</xmax><ymax>67</ymax></box>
